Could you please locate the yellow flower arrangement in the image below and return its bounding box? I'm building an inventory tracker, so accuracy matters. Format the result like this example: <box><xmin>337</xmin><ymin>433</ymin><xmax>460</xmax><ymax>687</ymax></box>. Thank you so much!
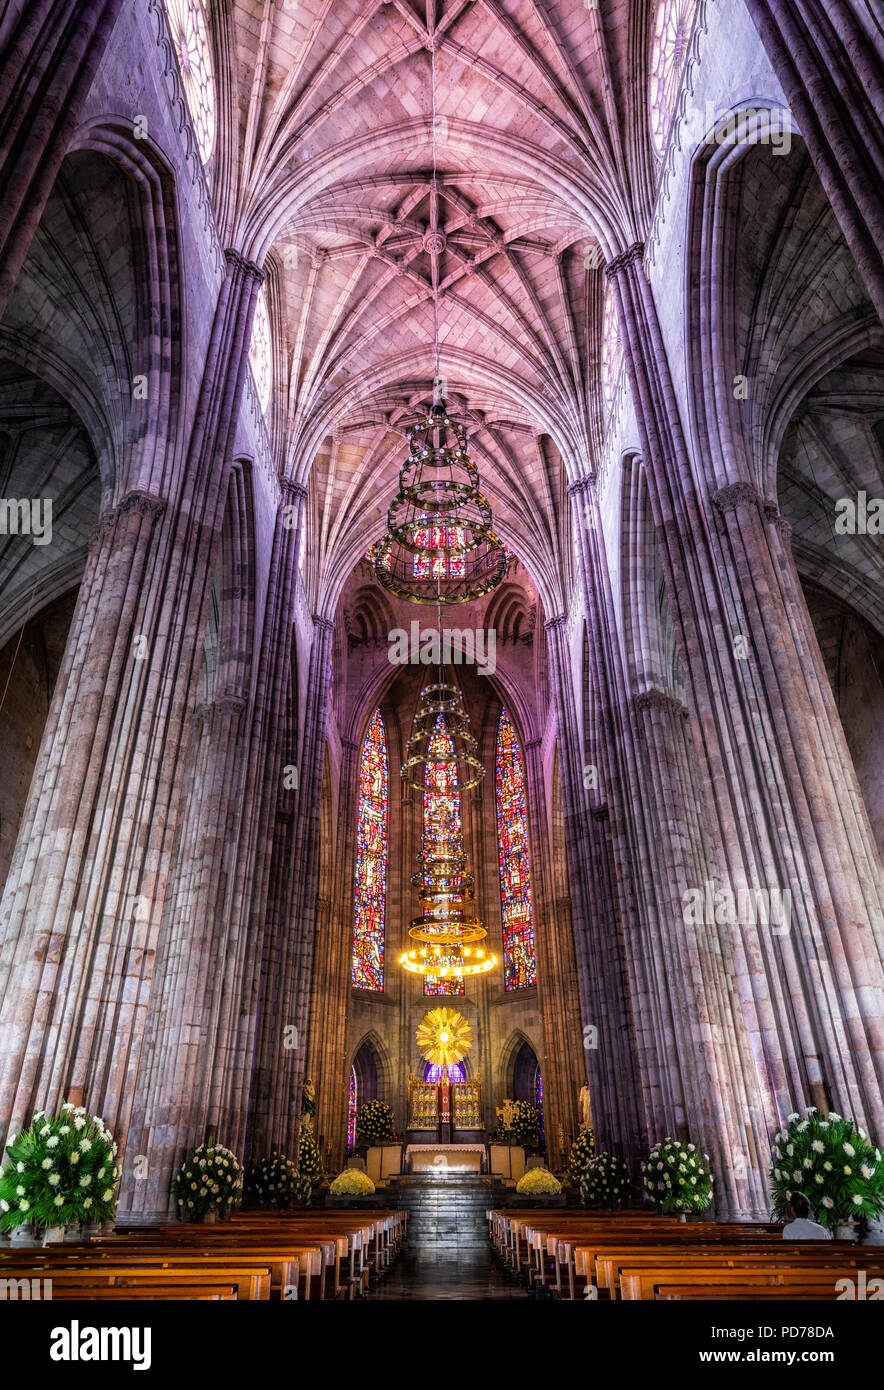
<box><xmin>516</xmin><ymin>1166</ymin><xmax>561</xmax><ymax>1195</ymax></box>
<box><xmin>329</xmin><ymin>1168</ymin><xmax>376</xmax><ymax>1196</ymax></box>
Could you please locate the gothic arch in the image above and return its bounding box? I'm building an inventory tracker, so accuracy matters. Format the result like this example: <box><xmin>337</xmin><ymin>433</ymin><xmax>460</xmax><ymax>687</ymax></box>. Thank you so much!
<box><xmin>498</xmin><ymin>1028</ymin><xmax>542</xmax><ymax>1100</ymax></box>
<box><xmin>350</xmin><ymin>1030</ymin><xmax>394</xmax><ymax>1108</ymax></box>
<box><xmin>48</xmin><ymin>122</ymin><xmax>184</xmax><ymax>504</ymax></box>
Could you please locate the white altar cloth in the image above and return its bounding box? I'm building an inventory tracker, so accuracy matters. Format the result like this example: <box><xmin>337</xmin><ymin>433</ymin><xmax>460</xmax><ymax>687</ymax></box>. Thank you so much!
<box><xmin>405</xmin><ymin>1143</ymin><xmax>486</xmax><ymax>1172</ymax></box>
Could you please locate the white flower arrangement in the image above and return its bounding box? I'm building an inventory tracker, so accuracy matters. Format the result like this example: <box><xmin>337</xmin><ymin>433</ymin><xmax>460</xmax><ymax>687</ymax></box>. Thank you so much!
<box><xmin>640</xmin><ymin>1138</ymin><xmax>713</xmax><ymax>1214</ymax></box>
<box><xmin>0</xmin><ymin>1102</ymin><xmax>122</xmax><ymax>1233</ymax></box>
<box><xmin>769</xmin><ymin>1110</ymin><xmax>883</xmax><ymax>1228</ymax></box>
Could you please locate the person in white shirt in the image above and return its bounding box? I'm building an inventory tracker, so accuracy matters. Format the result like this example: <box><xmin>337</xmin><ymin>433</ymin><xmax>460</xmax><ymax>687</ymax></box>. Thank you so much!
<box><xmin>782</xmin><ymin>1192</ymin><xmax>833</xmax><ymax>1239</ymax></box>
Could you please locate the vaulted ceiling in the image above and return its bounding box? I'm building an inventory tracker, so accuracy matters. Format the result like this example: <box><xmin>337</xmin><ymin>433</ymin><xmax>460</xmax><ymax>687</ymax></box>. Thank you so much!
<box><xmin>208</xmin><ymin>0</ymin><xmax>665</xmax><ymax>613</ymax></box>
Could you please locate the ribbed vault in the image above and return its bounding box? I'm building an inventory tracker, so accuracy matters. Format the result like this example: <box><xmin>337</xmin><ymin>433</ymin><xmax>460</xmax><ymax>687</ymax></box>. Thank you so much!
<box><xmin>206</xmin><ymin>0</ymin><xmax>672</xmax><ymax>610</ymax></box>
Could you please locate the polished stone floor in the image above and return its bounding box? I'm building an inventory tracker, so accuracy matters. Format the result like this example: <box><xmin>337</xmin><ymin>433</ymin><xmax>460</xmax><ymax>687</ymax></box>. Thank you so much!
<box><xmin>368</xmin><ymin>1242</ymin><xmax>529</xmax><ymax>1300</ymax></box>
<box><xmin>366</xmin><ymin>1173</ymin><xmax>528</xmax><ymax>1300</ymax></box>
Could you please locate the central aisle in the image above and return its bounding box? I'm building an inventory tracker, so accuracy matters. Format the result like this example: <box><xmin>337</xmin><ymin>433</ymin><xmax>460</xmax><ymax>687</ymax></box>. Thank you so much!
<box><xmin>367</xmin><ymin>1173</ymin><xmax>529</xmax><ymax>1300</ymax></box>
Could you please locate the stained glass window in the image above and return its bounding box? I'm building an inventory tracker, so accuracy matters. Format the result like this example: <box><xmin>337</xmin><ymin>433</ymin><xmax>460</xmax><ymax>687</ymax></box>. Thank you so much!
<box><xmin>601</xmin><ymin>283</ymin><xmax>623</xmax><ymax>414</ymax></box>
<box><xmin>413</xmin><ymin>526</ymin><xmax>466</xmax><ymax>579</ymax></box>
<box><xmin>165</xmin><ymin>0</ymin><xmax>216</xmax><ymax>165</ymax></box>
<box><xmin>347</xmin><ymin>1067</ymin><xmax>358</xmax><ymax>1152</ymax></box>
<box><xmin>249</xmin><ymin>284</ymin><xmax>272</xmax><ymax>416</ymax></box>
<box><xmin>423</xmin><ymin>714</ymin><xmax>465</xmax><ymax>997</ymax></box>
<box><xmin>649</xmin><ymin>0</ymin><xmax>698</xmax><ymax>157</ymax></box>
<box><xmin>425</xmin><ymin>1062</ymin><xmax>466</xmax><ymax>1084</ymax></box>
<box><xmin>496</xmin><ymin>707</ymin><xmax>537</xmax><ymax>990</ymax></box>
<box><xmin>351</xmin><ymin>709</ymin><xmax>388</xmax><ymax>990</ymax></box>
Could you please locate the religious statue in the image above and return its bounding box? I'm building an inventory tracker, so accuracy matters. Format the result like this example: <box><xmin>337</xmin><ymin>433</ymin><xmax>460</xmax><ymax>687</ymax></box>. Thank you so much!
<box><xmin>301</xmin><ymin>1078</ymin><xmax>316</xmax><ymax>1135</ymax></box>
<box><xmin>578</xmin><ymin>1082</ymin><xmax>592</xmax><ymax>1132</ymax></box>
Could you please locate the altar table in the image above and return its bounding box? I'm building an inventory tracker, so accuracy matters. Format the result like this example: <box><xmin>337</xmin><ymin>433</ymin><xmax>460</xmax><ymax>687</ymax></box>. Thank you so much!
<box><xmin>405</xmin><ymin>1144</ymin><xmax>486</xmax><ymax>1173</ymax></box>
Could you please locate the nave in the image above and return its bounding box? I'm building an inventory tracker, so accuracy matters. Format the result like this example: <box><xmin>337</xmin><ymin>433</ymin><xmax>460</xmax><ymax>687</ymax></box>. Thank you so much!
<box><xmin>0</xmin><ymin>0</ymin><xmax>882</xmax><ymax>1357</ymax></box>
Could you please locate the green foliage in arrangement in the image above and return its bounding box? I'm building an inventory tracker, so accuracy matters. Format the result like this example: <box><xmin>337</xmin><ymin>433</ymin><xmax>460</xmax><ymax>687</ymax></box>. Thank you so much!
<box><xmin>172</xmin><ymin>1140</ymin><xmax>243</xmax><ymax>1218</ymax></box>
<box><xmin>579</xmin><ymin>1152</ymin><xmax>632</xmax><ymax>1209</ymax></box>
<box><xmin>0</xmin><ymin>1103</ymin><xmax>121</xmax><ymax>1232</ymax></box>
<box><xmin>641</xmin><ymin>1137</ymin><xmax>714</xmax><ymax>1213</ymax></box>
<box><xmin>291</xmin><ymin>1172</ymin><xmax>314</xmax><ymax>1206</ymax></box>
<box><xmin>770</xmin><ymin>1109</ymin><xmax>884</xmax><ymax>1228</ymax></box>
<box><xmin>509</xmin><ymin>1101</ymin><xmax>541</xmax><ymax>1149</ymax></box>
<box><xmin>246</xmin><ymin>1152</ymin><xmax>300</xmax><ymax>1210</ymax></box>
<box><xmin>297</xmin><ymin>1129</ymin><xmax>322</xmax><ymax>1183</ymax></box>
<box><xmin>355</xmin><ymin>1100</ymin><xmax>395</xmax><ymax>1145</ymax></box>
<box><xmin>569</xmin><ymin>1127</ymin><xmax>596</xmax><ymax>1180</ymax></box>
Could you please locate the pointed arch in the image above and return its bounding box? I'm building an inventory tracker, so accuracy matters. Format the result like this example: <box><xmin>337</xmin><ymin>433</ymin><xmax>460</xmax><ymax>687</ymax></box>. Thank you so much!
<box><xmin>350</xmin><ymin>708</ymin><xmax>388</xmax><ymax>991</ymax></box>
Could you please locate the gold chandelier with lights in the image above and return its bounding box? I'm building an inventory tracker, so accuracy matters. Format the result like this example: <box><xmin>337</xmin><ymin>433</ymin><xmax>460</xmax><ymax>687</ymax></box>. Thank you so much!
<box><xmin>416</xmin><ymin>1008</ymin><xmax>472</xmax><ymax>1070</ymax></box>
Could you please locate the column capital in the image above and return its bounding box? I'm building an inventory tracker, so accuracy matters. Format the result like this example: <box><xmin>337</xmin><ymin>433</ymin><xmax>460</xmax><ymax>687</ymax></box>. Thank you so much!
<box><xmin>279</xmin><ymin>478</ymin><xmax>308</xmax><ymax>503</ymax></box>
<box><xmin>118</xmin><ymin>490</ymin><xmax>166</xmax><ymax>520</ymax></box>
<box><xmin>633</xmin><ymin>687</ymin><xmax>689</xmax><ymax>720</ymax></box>
<box><xmin>604</xmin><ymin>243</ymin><xmax>645</xmax><ymax>280</ymax></box>
<box><xmin>214</xmin><ymin>694</ymin><xmax>248</xmax><ymax>717</ymax></box>
<box><xmin>313</xmin><ymin>615</ymin><xmax>335</xmax><ymax>636</ymax></box>
<box><xmin>544</xmin><ymin>613</ymin><xmax>568</xmax><ymax>632</ymax></box>
<box><xmin>224</xmin><ymin>248</ymin><xmax>265</xmax><ymax>284</ymax></box>
<box><xmin>567</xmin><ymin>473</ymin><xmax>597</xmax><ymax>497</ymax></box>
<box><xmin>711</xmin><ymin>480</ymin><xmax>764</xmax><ymax>516</ymax></box>
<box><xmin>89</xmin><ymin>492</ymin><xmax>165</xmax><ymax>551</ymax></box>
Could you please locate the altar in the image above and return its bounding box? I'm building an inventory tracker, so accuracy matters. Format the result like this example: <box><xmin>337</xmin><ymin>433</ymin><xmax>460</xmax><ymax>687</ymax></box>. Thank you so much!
<box><xmin>405</xmin><ymin>1144</ymin><xmax>486</xmax><ymax>1173</ymax></box>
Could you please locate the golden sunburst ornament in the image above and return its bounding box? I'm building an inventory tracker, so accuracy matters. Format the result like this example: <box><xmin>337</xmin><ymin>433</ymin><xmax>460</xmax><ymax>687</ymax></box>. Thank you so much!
<box><xmin>416</xmin><ymin>1008</ymin><xmax>472</xmax><ymax>1070</ymax></box>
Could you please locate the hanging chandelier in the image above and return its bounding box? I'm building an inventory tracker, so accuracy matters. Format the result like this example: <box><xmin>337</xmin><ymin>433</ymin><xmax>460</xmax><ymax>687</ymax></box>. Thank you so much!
<box><xmin>401</xmin><ymin>677</ymin><xmax>482</xmax><ymax>791</ymax></box>
<box><xmin>372</xmin><ymin>32</ymin><xmax>506</xmax><ymax>607</ymax></box>
<box><xmin>373</xmin><ymin>407</ymin><xmax>508</xmax><ymax>605</ymax></box>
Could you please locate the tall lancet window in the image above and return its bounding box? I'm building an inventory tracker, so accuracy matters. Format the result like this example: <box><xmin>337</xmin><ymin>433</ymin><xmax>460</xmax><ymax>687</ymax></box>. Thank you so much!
<box><xmin>351</xmin><ymin>709</ymin><xmax>388</xmax><ymax>991</ymax></box>
<box><xmin>649</xmin><ymin>0</ymin><xmax>698</xmax><ymax>157</ymax></box>
<box><xmin>165</xmin><ymin>0</ymin><xmax>216</xmax><ymax>165</ymax></box>
<box><xmin>423</xmin><ymin>714</ymin><xmax>465</xmax><ymax>998</ymax></box>
<box><xmin>495</xmin><ymin>707</ymin><xmax>537</xmax><ymax>990</ymax></box>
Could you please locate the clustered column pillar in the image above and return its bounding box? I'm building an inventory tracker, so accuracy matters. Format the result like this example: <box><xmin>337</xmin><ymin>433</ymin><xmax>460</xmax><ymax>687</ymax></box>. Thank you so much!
<box><xmin>606</xmin><ymin>241</ymin><xmax>884</xmax><ymax>1148</ymax></box>
<box><xmin>521</xmin><ymin>733</ymin><xmax>585</xmax><ymax>1171</ymax></box>
<box><xmin>542</xmin><ymin>608</ymin><xmax>644</xmax><ymax>1166</ymax></box>
<box><xmin>0</xmin><ymin>248</ymin><xmax>264</xmax><ymax>1157</ymax></box>
<box><xmin>304</xmin><ymin>735</ymin><xmax>360</xmax><ymax>1171</ymax></box>
<box><xmin>248</xmin><ymin>614</ymin><xmax>335</xmax><ymax>1160</ymax></box>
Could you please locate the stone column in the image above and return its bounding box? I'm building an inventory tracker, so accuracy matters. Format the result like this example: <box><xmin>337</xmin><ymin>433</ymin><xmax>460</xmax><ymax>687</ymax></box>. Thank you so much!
<box><xmin>570</xmin><ymin>474</ymin><xmax>775</xmax><ymax>1212</ymax></box>
<box><xmin>247</xmin><ymin>614</ymin><xmax>334</xmax><ymax>1159</ymax></box>
<box><xmin>522</xmin><ymin>734</ymin><xmax>585</xmax><ymax>1171</ymax></box>
<box><xmin>0</xmin><ymin>249</ymin><xmax>263</xmax><ymax>1154</ymax></box>
<box><xmin>0</xmin><ymin>0</ymin><xmax>126</xmax><ymax>314</ymax></box>
<box><xmin>607</xmin><ymin>243</ymin><xmax>884</xmax><ymax>1142</ymax></box>
<box><xmin>542</xmin><ymin>609</ymin><xmax>644</xmax><ymax>1166</ymax></box>
<box><xmin>304</xmin><ymin>736</ymin><xmax>360</xmax><ymax>1171</ymax></box>
<box><xmin>743</xmin><ymin>0</ymin><xmax>884</xmax><ymax>321</ymax></box>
